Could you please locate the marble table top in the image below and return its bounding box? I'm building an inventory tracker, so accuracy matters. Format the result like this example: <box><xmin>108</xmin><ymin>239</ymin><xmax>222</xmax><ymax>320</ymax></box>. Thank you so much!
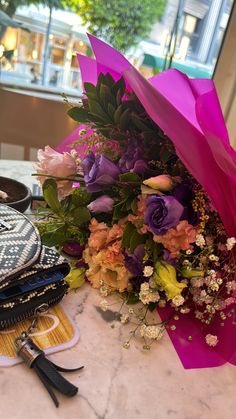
<box><xmin>0</xmin><ymin>159</ymin><xmax>236</xmax><ymax>419</ymax></box>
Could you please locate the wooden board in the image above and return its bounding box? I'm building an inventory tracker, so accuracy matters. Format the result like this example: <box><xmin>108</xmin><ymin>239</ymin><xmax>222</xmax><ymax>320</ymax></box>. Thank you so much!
<box><xmin>0</xmin><ymin>305</ymin><xmax>79</xmax><ymax>366</ymax></box>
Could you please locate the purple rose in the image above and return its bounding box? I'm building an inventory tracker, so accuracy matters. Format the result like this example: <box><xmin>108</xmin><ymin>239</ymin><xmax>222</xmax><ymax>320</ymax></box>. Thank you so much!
<box><xmin>82</xmin><ymin>152</ymin><xmax>120</xmax><ymax>192</ymax></box>
<box><xmin>118</xmin><ymin>140</ymin><xmax>147</xmax><ymax>175</ymax></box>
<box><xmin>144</xmin><ymin>195</ymin><xmax>184</xmax><ymax>235</ymax></box>
<box><xmin>124</xmin><ymin>244</ymin><xmax>145</xmax><ymax>276</ymax></box>
<box><xmin>87</xmin><ymin>195</ymin><xmax>114</xmax><ymax>213</ymax></box>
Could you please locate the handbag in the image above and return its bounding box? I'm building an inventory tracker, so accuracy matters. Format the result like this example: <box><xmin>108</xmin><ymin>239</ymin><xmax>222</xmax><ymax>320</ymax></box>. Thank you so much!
<box><xmin>0</xmin><ymin>204</ymin><xmax>83</xmax><ymax>406</ymax></box>
<box><xmin>0</xmin><ymin>204</ymin><xmax>70</xmax><ymax>329</ymax></box>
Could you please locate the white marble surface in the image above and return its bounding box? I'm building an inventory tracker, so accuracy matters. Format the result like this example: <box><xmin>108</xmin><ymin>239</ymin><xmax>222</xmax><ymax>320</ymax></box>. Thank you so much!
<box><xmin>0</xmin><ymin>160</ymin><xmax>236</xmax><ymax>419</ymax></box>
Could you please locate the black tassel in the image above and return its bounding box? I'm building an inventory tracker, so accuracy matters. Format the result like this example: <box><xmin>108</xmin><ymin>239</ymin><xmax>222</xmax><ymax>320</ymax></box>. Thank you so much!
<box><xmin>15</xmin><ymin>337</ymin><xmax>84</xmax><ymax>407</ymax></box>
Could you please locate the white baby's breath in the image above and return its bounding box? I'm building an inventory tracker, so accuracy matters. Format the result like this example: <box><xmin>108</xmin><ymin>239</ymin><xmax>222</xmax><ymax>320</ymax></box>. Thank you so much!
<box><xmin>226</xmin><ymin>237</ymin><xmax>236</xmax><ymax>251</ymax></box>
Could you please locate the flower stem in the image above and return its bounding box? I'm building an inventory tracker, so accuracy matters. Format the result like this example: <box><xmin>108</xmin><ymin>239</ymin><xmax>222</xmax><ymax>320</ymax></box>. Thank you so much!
<box><xmin>32</xmin><ymin>173</ymin><xmax>85</xmax><ymax>183</ymax></box>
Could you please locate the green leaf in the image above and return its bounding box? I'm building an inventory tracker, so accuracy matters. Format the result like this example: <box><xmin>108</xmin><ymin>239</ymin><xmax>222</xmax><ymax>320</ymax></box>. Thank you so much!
<box><xmin>36</xmin><ymin>206</ymin><xmax>51</xmax><ymax>215</ymax></box>
<box><xmin>119</xmin><ymin>108</ymin><xmax>130</xmax><ymax>131</ymax></box>
<box><xmin>84</xmin><ymin>82</ymin><xmax>96</xmax><ymax>94</ymax></box>
<box><xmin>84</xmin><ymin>82</ymin><xmax>98</xmax><ymax>100</ymax></box>
<box><xmin>131</xmin><ymin>114</ymin><xmax>150</xmax><ymax>131</ymax></box>
<box><xmin>67</xmin><ymin>107</ymin><xmax>89</xmax><ymax>122</ymax></box>
<box><xmin>60</xmin><ymin>195</ymin><xmax>72</xmax><ymax>212</ymax></box>
<box><xmin>116</xmin><ymin>90</ymin><xmax>122</xmax><ymax>106</ymax></box>
<box><xmin>98</xmin><ymin>128</ymin><xmax>111</xmax><ymax>138</ymax></box>
<box><xmin>121</xmin><ymin>221</ymin><xmax>136</xmax><ymax>248</ymax></box>
<box><xmin>97</xmin><ymin>72</ymin><xmax>106</xmax><ymax>87</ymax></box>
<box><xmin>71</xmin><ymin>189</ymin><xmax>91</xmax><ymax>207</ymax></box>
<box><xmin>110</xmin><ymin>131</ymin><xmax>127</xmax><ymax>141</ymax></box>
<box><xmin>160</xmin><ymin>146</ymin><xmax>174</xmax><ymax>163</ymax></box>
<box><xmin>153</xmin><ymin>242</ymin><xmax>159</xmax><ymax>263</ymax></box>
<box><xmin>104</xmin><ymin>73</ymin><xmax>115</xmax><ymax>88</ymax></box>
<box><xmin>143</xmin><ymin>131</ymin><xmax>156</xmax><ymax>141</ymax></box>
<box><xmin>130</xmin><ymin>230</ymin><xmax>146</xmax><ymax>253</ymax></box>
<box><xmin>119</xmin><ymin>172</ymin><xmax>140</xmax><ymax>183</ymax></box>
<box><xmin>42</xmin><ymin>179</ymin><xmax>61</xmax><ymax>214</ymax></box>
<box><xmin>107</xmin><ymin>103</ymin><xmax>116</xmax><ymax>119</ymax></box>
<box><xmin>111</xmin><ymin>77</ymin><xmax>125</xmax><ymax>98</ymax></box>
<box><xmin>113</xmin><ymin>203</ymin><xmax>127</xmax><ymax>220</ymax></box>
<box><xmin>41</xmin><ymin>226</ymin><xmax>66</xmax><ymax>247</ymax></box>
<box><xmin>99</xmin><ymin>83</ymin><xmax>116</xmax><ymax>108</ymax></box>
<box><xmin>125</xmin><ymin>292</ymin><xmax>140</xmax><ymax>304</ymax></box>
<box><xmin>71</xmin><ymin>207</ymin><xmax>91</xmax><ymax>225</ymax></box>
<box><xmin>131</xmin><ymin>198</ymin><xmax>137</xmax><ymax>213</ymax></box>
<box><xmin>114</xmin><ymin>104</ymin><xmax>123</xmax><ymax>124</ymax></box>
<box><xmin>88</xmin><ymin>100</ymin><xmax>111</xmax><ymax>123</ymax></box>
<box><xmin>148</xmin><ymin>302</ymin><xmax>158</xmax><ymax>312</ymax></box>
<box><xmin>88</xmin><ymin>113</ymin><xmax>108</xmax><ymax>124</ymax></box>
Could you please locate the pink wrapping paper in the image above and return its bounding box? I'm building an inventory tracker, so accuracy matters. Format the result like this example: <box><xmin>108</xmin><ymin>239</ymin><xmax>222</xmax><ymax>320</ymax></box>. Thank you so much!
<box><xmin>56</xmin><ymin>124</ymin><xmax>95</xmax><ymax>158</ymax></box>
<box><xmin>59</xmin><ymin>34</ymin><xmax>236</xmax><ymax>368</ymax></box>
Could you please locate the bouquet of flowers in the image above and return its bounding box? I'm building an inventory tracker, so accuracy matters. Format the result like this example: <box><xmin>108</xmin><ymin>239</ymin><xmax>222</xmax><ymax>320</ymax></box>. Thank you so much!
<box><xmin>35</xmin><ymin>35</ymin><xmax>236</xmax><ymax>368</ymax></box>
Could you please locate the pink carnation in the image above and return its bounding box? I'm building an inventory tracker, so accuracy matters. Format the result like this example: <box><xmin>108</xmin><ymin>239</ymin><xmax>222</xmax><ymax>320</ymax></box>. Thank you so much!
<box><xmin>154</xmin><ymin>220</ymin><xmax>198</xmax><ymax>258</ymax></box>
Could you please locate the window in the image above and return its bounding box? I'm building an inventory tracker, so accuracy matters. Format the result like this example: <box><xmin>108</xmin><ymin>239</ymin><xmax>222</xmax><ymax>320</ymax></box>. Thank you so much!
<box><xmin>184</xmin><ymin>15</ymin><xmax>197</xmax><ymax>34</ymax></box>
<box><xmin>0</xmin><ymin>2</ymin><xmax>234</xmax><ymax>95</ymax></box>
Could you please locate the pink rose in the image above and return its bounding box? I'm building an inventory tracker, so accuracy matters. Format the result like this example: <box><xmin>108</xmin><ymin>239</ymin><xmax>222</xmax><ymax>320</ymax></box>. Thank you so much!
<box><xmin>35</xmin><ymin>146</ymin><xmax>77</xmax><ymax>198</ymax></box>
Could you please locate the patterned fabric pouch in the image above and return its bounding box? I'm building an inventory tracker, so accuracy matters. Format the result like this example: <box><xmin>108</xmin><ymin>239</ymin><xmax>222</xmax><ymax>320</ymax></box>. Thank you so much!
<box><xmin>0</xmin><ymin>204</ymin><xmax>70</xmax><ymax>329</ymax></box>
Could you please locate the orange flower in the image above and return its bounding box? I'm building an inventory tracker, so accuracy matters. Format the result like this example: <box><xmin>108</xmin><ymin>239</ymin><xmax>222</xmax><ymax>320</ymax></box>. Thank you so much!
<box><xmin>88</xmin><ymin>219</ymin><xmax>109</xmax><ymax>251</ymax></box>
<box><xmin>84</xmin><ymin>219</ymin><xmax>131</xmax><ymax>292</ymax></box>
<box><xmin>83</xmin><ymin>245</ymin><xmax>131</xmax><ymax>292</ymax></box>
<box><xmin>154</xmin><ymin>220</ymin><xmax>198</xmax><ymax>258</ymax></box>
<box><xmin>88</xmin><ymin>218</ymin><xmax>125</xmax><ymax>251</ymax></box>
<box><xmin>127</xmin><ymin>195</ymin><xmax>147</xmax><ymax>225</ymax></box>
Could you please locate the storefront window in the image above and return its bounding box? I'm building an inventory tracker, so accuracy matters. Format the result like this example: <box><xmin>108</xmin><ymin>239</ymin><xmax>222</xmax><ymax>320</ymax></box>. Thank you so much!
<box><xmin>50</xmin><ymin>47</ymin><xmax>65</xmax><ymax>65</ymax></box>
<box><xmin>0</xmin><ymin>2</ymin><xmax>234</xmax><ymax>95</ymax></box>
<box><xmin>184</xmin><ymin>15</ymin><xmax>197</xmax><ymax>34</ymax></box>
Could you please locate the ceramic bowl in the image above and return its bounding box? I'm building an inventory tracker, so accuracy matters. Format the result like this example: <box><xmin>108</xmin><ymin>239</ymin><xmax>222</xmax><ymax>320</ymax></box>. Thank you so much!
<box><xmin>0</xmin><ymin>176</ymin><xmax>32</xmax><ymax>213</ymax></box>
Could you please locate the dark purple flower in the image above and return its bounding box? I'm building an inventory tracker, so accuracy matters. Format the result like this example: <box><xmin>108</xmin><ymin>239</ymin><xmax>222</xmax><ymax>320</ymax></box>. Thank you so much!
<box><xmin>124</xmin><ymin>244</ymin><xmax>145</xmax><ymax>276</ymax></box>
<box><xmin>87</xmin><ymin>195</ymin><xmax>114</xmax><ymax>213</ymax></box>
<box><xmin>130</xmin><ymin>275</ymin><xmax>147</xmax><ymax>292</ymax></box>
<box><xmin>144</xmin><ymin>195</ymin><xmax>184</xmax><ymax>235</ymax></box>
<box><xmin>173</xmin><ymin>180</ymin><xmax>198</xmax><ymax>225</ymax></box>
<box><xmin>118</xmin><ymin>140</ymin><xmax>147</xmax><ymax>175</ymax></box>
<box><xmin>75</xmin><ymin>260</ymin><xmax>86</xmax><ymax>269</ymax></box>
<box><xmin>63</xmin><ymin>242</ymin><xmax>84</xmax><ymax>258</ymax></box>
<box><xmin>82</xmin><ymin>152</ymin><xmax>120</xmax><ymax>192</ymax></box>
<box><xmin>162</xmin><ymin>250</ymin><xmax>177</xmax><ymax>267</ymax></box>
<box><xmin>173</xmin><ymin>180</ymin><xmax>194</xmax><ymax>206</ymax></box>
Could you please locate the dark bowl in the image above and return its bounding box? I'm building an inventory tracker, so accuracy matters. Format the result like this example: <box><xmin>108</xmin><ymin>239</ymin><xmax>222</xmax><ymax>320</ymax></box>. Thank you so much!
<box><xmin>0</xmin><ymin>176</ymin><xmax>32</xmax><ymax>213</ymax></box>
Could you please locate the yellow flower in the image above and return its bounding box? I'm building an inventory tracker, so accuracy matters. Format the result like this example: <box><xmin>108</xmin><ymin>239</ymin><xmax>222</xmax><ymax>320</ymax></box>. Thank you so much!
<box><xmin>66</xmin><ymin>267</ymin><xmax>86</xmax><ymax>289</ymax></box>
<box><xmin>143</xmin><ymin>175</ymin><xmax>173</xmax><ymax>192</ymax></box>
<box><xmin>180</xmin><ymin>268</ymin><xmax>204</xmax><ymax>278</ymax></box>
<box><xmin>154</xmin><ymin>260</ymin><xmax>187</xmax><ymax>300</ymax></box>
